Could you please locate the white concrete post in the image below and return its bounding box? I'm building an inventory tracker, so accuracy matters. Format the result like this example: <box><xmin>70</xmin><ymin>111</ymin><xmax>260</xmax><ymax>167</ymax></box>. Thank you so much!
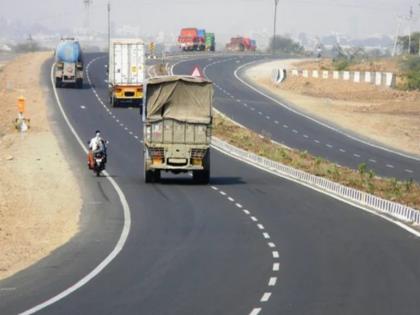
<box><xmin>353</xmin><ymin>71</ymin><xmax>360</xmax><ymax>83</ymax></box>
<box><xmin>375</xmin><ymin>72</ymin><xmax>382</xmax><ymax>86</ymax></box>
<box><xmin>343</xmin><ymin>71</ymin><xmax>350</xmax><ymax>81</ymax></box>
<box><xmin>365</xmin><ymin>72</ymin><xmax>372</xmax><ymax>84</ymax></box>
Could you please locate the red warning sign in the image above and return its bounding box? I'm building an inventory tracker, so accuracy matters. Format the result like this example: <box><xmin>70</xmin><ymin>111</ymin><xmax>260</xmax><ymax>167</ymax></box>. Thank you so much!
<box><xmin>191</xmin><ymin>65</ymin><xmax>204</xmax><ymax>78</ymax></box>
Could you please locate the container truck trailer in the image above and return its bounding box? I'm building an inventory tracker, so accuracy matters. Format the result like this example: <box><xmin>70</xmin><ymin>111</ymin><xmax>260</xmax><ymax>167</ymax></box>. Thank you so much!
<box><xmin>108</xmin><ymin>38</ymin><xmax>145</xmax><ymax>108</ymax></box>
<box><xmin>205</xmin><ymin>33</ymin><xmax>215</xmax><ymax>51</ymax></box>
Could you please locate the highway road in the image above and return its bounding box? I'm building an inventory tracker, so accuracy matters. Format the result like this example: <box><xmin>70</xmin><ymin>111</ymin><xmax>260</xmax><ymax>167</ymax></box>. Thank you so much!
<box><xmin>173</xmin><ymin>55</ymin><xmax>420</xmax><ymax>182</ymax></box>
<box><xmin>1</xmin><ymin>53</ymin><xmax>420</xmax><ymax>315</ymax></box>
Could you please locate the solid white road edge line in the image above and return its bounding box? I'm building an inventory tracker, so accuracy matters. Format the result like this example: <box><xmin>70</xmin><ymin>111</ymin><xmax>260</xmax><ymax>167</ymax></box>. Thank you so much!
<box><xmin>19</xmin><ymin>61</ymin><xmax>132</xmax><ymax>315</ymax></box>
<box><xmin>233</xmin><ymin>59</ymin><xmax>420</xmax><ymax>162</ymax></box>
<box><xmin>211</xmin><ymin>141</ymin><xmax>420</xmax><ymax>238</ymax></box>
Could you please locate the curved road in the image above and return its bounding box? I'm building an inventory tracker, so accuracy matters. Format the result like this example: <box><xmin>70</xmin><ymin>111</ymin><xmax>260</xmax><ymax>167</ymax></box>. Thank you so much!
<box><xmin>1</xmin><ymin>53</ymin><xmax>420</xmax><ymax>315</ymax></box>
<box><xmin>174</xmin><ymin>55</ymin><xmax>420</xmax><ymax>182</ymax></box>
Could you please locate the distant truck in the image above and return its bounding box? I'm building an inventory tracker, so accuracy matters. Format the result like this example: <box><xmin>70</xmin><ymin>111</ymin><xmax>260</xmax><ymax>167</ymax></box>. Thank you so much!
<box><xmin>54</xmin><ymin>38</ymin><xmax>83</xmax><ymax>88</ymax></box>
<box><xmin>178</xmin><ymin>28</ymin><xmax>199</xmax><ymax>51</ymax></box>
<box><xmin>205</xmin><ymin>33</ymin><xmax>216</xmax><ymax>51</ymax></box>
<box><xmin>225</xmin><ymin>37</ymin><xmax>257</xmax><ymax>52</ymax></box>
<box><xmin>143</xmin><ymin>76</ymin><xmax>213</xmax><ymax>184</ymax></box>
<box><xmin>108</xmin><ymin>38</ymin><xmax>145</xmax><ymax>107</ymax></box>
<box><xmin>197</xmin><ymin>29</ymin><xmax>206</xmax><ymax>51</ymax></box>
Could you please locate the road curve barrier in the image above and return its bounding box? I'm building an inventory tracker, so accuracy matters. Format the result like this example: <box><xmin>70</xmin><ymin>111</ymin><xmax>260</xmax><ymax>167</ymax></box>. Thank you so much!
<box><xmin>271</xmin><ymin>68</ymin><xmax>287</xmax><ymax>85</ymax></box>
<box><xmin>284</xmin><ymin>68</ymin><xmax>396</xmax><ymax>88</ymax></box>
<box><xmin>212</xmin><ymin>137</ymin><xmax>420</xmax><ymax>225</ymax></box>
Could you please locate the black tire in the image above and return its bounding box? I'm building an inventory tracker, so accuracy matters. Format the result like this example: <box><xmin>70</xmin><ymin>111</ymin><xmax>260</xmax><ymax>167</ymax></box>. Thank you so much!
<box><xmin>55</xmin><ymin>78</ymin><xmax>62</xmax><ymax>88</ymax></box>
<box><xmin>193</xmin><ymin>150</ymin><xmax>210</xmax><ymax>184</ymax></box>
<box><xmin>145</xmin><ymin>169</ymin><xmax>154</xmax><ymax>183</ymax></box>
<box><xmin>111</xmin><ymin>97</ymin><xmax>119</xmax><ymax>108</ymax></box>
<box><xmin>153</xmin><ymin>170</ymin><xmax>161</xmax><ymax>182</ymax></box>
<box><xmin>76</xmin><ymin>79</ymin><xmax>83</xmax><ymax>89</ymax></box>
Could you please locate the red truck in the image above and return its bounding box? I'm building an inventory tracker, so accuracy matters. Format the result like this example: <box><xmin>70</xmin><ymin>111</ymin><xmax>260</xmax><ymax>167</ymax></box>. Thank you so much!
<box><xmin>225</xmin><ymin>37</ymin><xmax>256</xmax><ymax>52</ymax></box>
<box><xmin>178</xmin><ymin>28</ymin><xmax>199</xmax><ymax>51</ymax></box>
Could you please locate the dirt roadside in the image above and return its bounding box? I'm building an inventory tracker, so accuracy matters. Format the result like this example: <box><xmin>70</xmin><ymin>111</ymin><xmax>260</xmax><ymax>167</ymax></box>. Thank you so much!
<box><xmin>245</xmin><ymin>59</ymin><xmax>420</xmax><ymax>156</ymax></box>
<box><xmin>0</xmin><ymin>52</ymin><xmax>81</xmax><ymax>280</ymax></box>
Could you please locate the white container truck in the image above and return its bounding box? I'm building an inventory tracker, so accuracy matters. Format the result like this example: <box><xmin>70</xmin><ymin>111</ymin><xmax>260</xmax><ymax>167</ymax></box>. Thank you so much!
<box><xmin>108</xmin><ymin>39</ymin><xmax>145</xmax><ymax>108</ymax></box>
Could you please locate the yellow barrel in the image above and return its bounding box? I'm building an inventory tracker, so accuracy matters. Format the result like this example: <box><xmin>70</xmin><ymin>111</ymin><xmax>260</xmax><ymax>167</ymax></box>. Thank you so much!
<box><xmin>17</xmin><ymin>96</ymin><xmax>26</xmax><ymax>113</ymax></box>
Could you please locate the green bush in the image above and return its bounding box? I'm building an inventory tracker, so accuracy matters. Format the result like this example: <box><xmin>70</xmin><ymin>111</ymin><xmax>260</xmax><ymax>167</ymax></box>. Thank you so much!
<box><xmin>333</xmin><ymin>59</ymin><xmax>350</xmax><ymax>71</ymax></box>
<box><xmin>400</xmin><ymin>56</ymin><xmax>420</xmax><ymax>90</ymax></box>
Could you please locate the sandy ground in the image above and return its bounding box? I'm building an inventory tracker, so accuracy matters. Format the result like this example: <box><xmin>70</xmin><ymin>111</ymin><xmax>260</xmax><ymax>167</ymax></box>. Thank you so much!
<box><xmin>0</xmin><ymin>52</ymin><xmax>81</xmax><ymax>280</ymax></box>
<box><xmin>245</xmin><ymin>59</ymin><xmax>420</xmax><ymax>156</ymax></box>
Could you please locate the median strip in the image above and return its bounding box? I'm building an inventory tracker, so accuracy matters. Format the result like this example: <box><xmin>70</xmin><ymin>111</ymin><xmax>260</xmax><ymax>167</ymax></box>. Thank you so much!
<box><xmin>212</xmin><ymin>113</ymin><xmax>420</xmax><ymax>227</ymax></box>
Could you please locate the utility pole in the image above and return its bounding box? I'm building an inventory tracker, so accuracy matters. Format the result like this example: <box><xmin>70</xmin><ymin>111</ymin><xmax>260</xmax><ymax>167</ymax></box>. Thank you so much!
<box><xmin>392</xmin><ymin>16</ymin><xmax>402</xmax><ymax>57</ymax></box>
<box><xmin>83</xmin><ymin>0</ymin><xmax>93</xmax><ymax>37</ymax></box>
<box><xmin>408</xmin><ymin>6</ymin><xmax>413</xmax><ymax>54</ymax></box>
<box><xmin>107</xmin><ymin>1</ymin><xmax>111</xmax><ymax>53</ymax></box>
<box><xmin>272</xmin><ymin>0</ymin><xmax>279</xmax><ymax>55</ymax></box>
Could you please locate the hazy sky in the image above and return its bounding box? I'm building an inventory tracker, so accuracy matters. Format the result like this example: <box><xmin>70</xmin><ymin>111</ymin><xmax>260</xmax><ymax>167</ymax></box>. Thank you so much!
<box><xmin>1</xmin><ymin>0</ymin><xmax>419</xmax><ymax>38</ymax></box>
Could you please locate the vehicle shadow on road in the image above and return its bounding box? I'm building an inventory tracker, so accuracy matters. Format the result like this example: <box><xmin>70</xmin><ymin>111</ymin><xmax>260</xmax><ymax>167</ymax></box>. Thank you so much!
<box><xmin>159</xmin><ymin>176</ymin><xmax>245</xmax><ymax>186</ymax></box>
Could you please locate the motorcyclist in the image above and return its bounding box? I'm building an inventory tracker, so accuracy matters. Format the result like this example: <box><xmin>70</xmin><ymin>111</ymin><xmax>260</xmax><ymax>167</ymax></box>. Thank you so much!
<box><xmin>88</xmin><ymin>130</ymin><xmax>108</xmax><ymax>169</ymax></box>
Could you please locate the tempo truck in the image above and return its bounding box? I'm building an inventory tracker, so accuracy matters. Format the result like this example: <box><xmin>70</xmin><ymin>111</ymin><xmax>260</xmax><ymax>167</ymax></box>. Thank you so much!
<box><xmin>54</xmin><ymin>38</ymin><xmax>83</xmax><ymax>88</ymax></box>
<box><xmin>108</xmin><ymin>38</ymin><xmax>145</xmax><ymax>107</ymax></box>
<box><xmin>142</xmin><ymin>76</ymin><xmax>213</xmax><ymax>184</ymax></box>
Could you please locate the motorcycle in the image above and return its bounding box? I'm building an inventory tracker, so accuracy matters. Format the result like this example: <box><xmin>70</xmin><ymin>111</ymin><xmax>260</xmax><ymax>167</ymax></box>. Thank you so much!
<box><xmin>92</xmin><ymin>151</ymin><xmax>106</xmax><ymax>176</ymax></box>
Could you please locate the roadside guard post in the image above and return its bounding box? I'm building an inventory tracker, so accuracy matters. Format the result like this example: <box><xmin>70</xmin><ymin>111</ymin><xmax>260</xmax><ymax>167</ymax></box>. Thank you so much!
<box><xmin>15</xmin><ymin>95</ymin><xmax>29</xmax><ymax>132</ymax></box>
<box><xmin>17</xmin><ymin>96</ymin><xmax>25</xmax><ymax>117</ymax></box>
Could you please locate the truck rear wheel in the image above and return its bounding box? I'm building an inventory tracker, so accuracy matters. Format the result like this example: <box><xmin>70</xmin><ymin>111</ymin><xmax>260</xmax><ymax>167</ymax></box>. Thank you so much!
<box><xmin>111</xmin><ymin>97</ymin><xmax>119</xmax><ymax>108</ymax></box>
<box><xmin>193</xmin><ymin>150</ymin><xmax>210</xmax><ymax>184</ymax></box>
<box><xmin>145</xmin><ymin>169</ymin><xmax>160</xmax><ymax>183</ymax></box>
<box><xmin>145</xmin><ymin>169</ymin><xmax>153</xmax><ymax>183</ymax></box>
<box><xmin>76</xmin><ymin>79</ymin><xmax>83</xmax><ymax>89</ymax></box>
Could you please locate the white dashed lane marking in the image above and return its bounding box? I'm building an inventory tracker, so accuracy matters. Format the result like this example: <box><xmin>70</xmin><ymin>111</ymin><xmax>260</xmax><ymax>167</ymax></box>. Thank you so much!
<box><xmin>353</xmin><ymin>154</ymin><xmax>361</xmax><ymax>158</ymax></box>
<box><xmin>405</xmin><ymin>169</ymin><xmax>414</xmax><ymax>174</ymax></box>
<box><xmin>369</xmin><ymin>159</ymin><xmax>377</xmax><ymax>163</ymax></box>
<box><xmin>249</xmin><ymin>308</ymin><xmax>261</xmax><ymax>315</ymax></box>
<box><xmin>386</xmin><ymin>164</ymin><xmax>394</xmax><ymax>169</ymax></box>
<box><xmin>260</xmin><ymin>292</ymin><xmax>272</xmax><ymax>302</ymax></box>
<box><xmin>314</xmin><ymin>140</ymin><xmax>320</xmax><ymax>144</ymax></box>
<box><xmin>268</xmin><ymin>277</ymin><xmax>277</xmax><ymax>286</ymax></box>
<box><xmin>273</xmin><ymin>263</ymin><xmax>280</xmax><ymax>271</ymax></box>
<box><xmin>339</xmin><ymin>149</ymin><xmax>346</xmax><ymax>153</ymax></box>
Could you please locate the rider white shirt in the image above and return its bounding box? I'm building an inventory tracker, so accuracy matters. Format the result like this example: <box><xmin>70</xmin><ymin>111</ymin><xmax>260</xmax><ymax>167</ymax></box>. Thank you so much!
<box><xmin>89</xmin><ymin>136</ymin><xmax>104</xmax><ymax>152</ymax></box>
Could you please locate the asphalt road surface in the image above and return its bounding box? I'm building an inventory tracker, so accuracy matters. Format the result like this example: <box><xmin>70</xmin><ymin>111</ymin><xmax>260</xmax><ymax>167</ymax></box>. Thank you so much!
<box><xmin>1</xmin><ymin>53</ymin><xmax>420</xmax><ymax>315</ymax></box>
<box><xmin>173</xmin><ymin>55</ymin><xmax>420</xmax><ymax>182</ymax></box>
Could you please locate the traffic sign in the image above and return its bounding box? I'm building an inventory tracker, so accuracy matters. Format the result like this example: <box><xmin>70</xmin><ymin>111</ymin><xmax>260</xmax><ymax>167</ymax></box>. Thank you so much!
<box><xmin>191</xmin><ymin>65</ymin><xmax>204</xmax><ymax>78</ymax></box>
